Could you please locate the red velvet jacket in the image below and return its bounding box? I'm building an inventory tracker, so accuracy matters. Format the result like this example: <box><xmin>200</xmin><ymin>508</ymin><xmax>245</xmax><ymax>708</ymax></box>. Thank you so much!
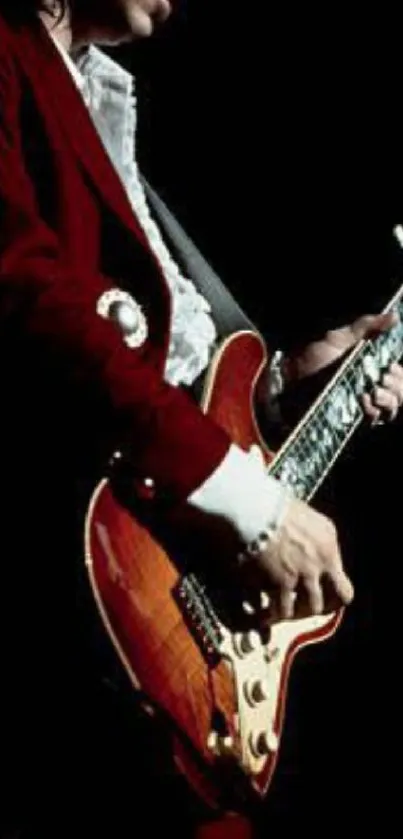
<box><xmin>0</xmin><ymin>13</ymin><xmax>230</xmax><ymax>503</ymax></box>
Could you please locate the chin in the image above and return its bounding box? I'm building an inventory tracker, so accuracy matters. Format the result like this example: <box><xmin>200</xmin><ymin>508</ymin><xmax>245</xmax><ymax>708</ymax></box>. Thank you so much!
<box><xmin>77</xmin><ymin>2</ymin><xmax>170</xmax><ymax>46</ymax></box>
<box><xmin>91</xmin><ymin>22</ymin><xmax>153</xmax><ymax>46</ymax></box>
<box><xmin>104</xmin><ymin>19</ymin><xmax>155</xmax><ymax>43</ymax></box>
<box><xmin>131</xmin><ymin>19</ymin><xmax>154</xmax><ymax>38</ymax></box>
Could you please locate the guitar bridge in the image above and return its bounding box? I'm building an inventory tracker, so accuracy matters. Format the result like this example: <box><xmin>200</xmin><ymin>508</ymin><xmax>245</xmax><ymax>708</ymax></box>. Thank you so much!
<box><xmin>174</xmin><ymin>573</ymin><xmax>222</xmax><ymax>666</ymax></box>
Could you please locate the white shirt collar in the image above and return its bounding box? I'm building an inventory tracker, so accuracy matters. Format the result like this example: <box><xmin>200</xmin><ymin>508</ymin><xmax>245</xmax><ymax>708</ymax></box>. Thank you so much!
<box><xmin>48</xmin><ymin>29</ymin><xmax>86</xmax><ymax>91</ymax></box>
<box><xmin>48</xmin><ymin>30</ymin><xmax>134</xmax><ymax>99</ymax></box>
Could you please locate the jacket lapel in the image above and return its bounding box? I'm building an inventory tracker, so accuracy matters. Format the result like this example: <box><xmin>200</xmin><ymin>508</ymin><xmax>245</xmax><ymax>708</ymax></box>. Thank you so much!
<box><xmin>13</xmin><ymin>20</ymin><xmax>149</xmax><ymax>248</ymax></box>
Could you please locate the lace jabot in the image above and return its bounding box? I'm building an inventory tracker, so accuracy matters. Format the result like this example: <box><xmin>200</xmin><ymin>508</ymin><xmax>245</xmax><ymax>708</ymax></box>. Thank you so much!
<box><xmin>64</xmin><ymin>45</ymin><xmax>217</xmax><ymax>387</ymax></box>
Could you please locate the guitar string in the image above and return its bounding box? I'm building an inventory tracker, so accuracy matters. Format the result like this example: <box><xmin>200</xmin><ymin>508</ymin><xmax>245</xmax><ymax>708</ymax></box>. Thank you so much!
<box><xmin>268</xmin><ymin>306</ymin><xmax>403</xmax><ymax>502</ymax></box>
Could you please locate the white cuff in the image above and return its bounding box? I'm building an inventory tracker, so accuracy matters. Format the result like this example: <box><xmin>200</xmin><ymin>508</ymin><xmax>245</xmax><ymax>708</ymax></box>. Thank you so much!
<box><xmin>188</xmin><ymin>443</ymin><xmax>292</xmax><ymax>545</ymax></box>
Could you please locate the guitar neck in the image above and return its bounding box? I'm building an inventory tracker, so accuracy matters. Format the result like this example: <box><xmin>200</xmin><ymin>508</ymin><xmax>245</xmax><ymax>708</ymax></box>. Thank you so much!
<box><xmin>269</xmin><ymin>282</ymin><xmax>403</xmax><ymax>501</ymax></box>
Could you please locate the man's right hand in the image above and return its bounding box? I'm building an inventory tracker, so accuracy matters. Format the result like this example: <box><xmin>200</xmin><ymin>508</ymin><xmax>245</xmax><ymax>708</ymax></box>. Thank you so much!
<box><xmin>251</xmin><ymin>497</ymin><xmax>354</xmax><ymax>620</ymax></box>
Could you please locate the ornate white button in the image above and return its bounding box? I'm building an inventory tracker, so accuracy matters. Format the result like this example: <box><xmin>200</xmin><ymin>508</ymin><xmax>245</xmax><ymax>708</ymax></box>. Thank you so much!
<box><xmin>113</xmin><ymin>302</ymin><xmax>140</xmax><ymax>333</ymax></box>
<box><xmin>96</xmin><ymin>288</ymin><xmax>148</xmax><ymax>349</ymax></box>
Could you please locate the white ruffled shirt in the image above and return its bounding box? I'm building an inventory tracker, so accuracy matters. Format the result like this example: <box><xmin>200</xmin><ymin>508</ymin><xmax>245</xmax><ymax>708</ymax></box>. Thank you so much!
<box><xmin>49</xmin><ymin>34</ymin><xmax>292</xmax><ymax>546</ymax></box>
<box><xmin>71</xmin><ymin>45</ymin><xmax>217</xmax><ymax>388</ymax></box>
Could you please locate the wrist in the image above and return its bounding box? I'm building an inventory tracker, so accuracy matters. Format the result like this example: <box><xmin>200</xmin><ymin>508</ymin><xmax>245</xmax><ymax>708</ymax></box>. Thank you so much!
<box><xmin>189</xmin><ymin>443</ymin><xmax>293</xmax><ymax>547</ymax></box>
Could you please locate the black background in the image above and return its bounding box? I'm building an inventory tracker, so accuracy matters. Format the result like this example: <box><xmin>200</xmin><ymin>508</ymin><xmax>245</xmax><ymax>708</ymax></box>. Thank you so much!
<box><xmin>1</xmin><ymin>4</ymin><xmax>401</xmax><ymax>836</ymax></box>
<box><xmin>112</xmin><ymin>4</ymin><xmax>401</xmax><ymax>834</ymax></box>
<box><xmin>124</xmin><ymin>1</ymin><xmax>403</xmax><ymax>347</ymax></box>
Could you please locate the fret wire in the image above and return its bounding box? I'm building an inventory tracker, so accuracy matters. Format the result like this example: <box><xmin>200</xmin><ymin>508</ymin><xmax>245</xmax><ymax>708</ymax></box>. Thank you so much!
<box><xmin>272</xmin><ymin>405</ymin><xmax>344</xmax><ymax>491</ymax></box>
<box><xmin>271</xmin><ymin>372</ymin><xmax>361</xmax><ymax>491</ymax></box>
<box><xmin>293</xmin><ymin>438</ymin><xmax>312</xmax><ymax>463</ymax></box>
<box><xmin>313</xmin><ymin>406</ymin><xmax>341</xmax><ymax>448</ymax></box>
<box><xmin>341</xmin><ymin>370</ymin><xmax>363</xmax><ymax>410</ymax></box>
<box><xmin>317</xmin><ymin>394</ymin><xmax>350</xmax><ymax>444</ymax></box>
<box><xmin>278</xmin><ymin>419</ymin><xmax>325</xmax><ymax>468</ymax></box>
<box><xmin>284</xmin><ymin>438</ymin><xmax>307</xmax><ymax>464</ymax></box>
<box><xmin>305</xmin><ymin>414</ymin><xmax>363</xmax><ymax>501</ymax></box>
<box><xmin>270</xmin><ymin>298</ymin><xmax>403</xmax><ymax>499</ymax></box>
<box><xmin>278</xmin><ymin>383</ymin><xmax>347</xmax><ymax>467</ymax></box>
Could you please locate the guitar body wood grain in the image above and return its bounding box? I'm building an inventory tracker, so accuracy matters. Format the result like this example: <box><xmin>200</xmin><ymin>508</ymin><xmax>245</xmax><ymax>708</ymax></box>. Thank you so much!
<box><xmin>84</xmin><ymin>331</ymin><xmax>342</xmax><ymax>811</ymax></box>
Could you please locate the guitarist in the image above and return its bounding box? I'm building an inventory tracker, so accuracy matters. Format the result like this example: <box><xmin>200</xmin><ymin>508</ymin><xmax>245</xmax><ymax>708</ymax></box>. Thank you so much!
<box><xmin>0</xmin><ymin>2</ymin><xmax>402</xmax><ymax>837</ymax></box>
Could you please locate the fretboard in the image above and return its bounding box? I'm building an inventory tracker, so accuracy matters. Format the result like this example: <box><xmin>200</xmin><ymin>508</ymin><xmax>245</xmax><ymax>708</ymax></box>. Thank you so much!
<box><xmin>269</xmin><ymin>283</ymin><xmax>403</xmax><ymax>501</ymax></box>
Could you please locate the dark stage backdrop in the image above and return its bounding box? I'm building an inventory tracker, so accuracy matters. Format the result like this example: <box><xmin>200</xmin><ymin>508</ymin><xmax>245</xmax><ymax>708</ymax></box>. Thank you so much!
<box><xmin>105</xmin><ymin>5</ymin><xmax>401</xmax><ymax>834</ymax></box>
<box><xmin>119</xmin><ymin>2</ymin><xmax>403</xmax><ymax>348</ymax></box>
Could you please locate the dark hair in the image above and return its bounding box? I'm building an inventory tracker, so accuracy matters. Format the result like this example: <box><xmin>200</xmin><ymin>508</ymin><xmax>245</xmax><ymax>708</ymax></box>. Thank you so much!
<box><xmin>0</xmin><ymin>1</ymin><xmax>67</xmax><ymax>21</ymax></box>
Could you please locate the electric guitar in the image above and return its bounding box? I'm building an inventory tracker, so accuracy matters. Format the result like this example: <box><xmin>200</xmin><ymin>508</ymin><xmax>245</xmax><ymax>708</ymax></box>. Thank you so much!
<box><xmin>84</xmin><ymin>280</ymin><xmax>403</xmax><ymax>810</ymax></box>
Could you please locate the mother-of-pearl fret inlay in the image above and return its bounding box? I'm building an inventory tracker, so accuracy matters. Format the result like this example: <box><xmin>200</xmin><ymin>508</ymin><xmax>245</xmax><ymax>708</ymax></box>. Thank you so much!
<box><xmin>268</xmin><ymin>292</ymin><xmax>403</xmax><ymax>502</ymax></box>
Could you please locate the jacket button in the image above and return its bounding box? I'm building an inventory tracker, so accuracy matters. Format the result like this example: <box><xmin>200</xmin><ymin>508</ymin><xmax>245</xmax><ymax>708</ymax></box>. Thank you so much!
<box><xmin>134</xmin><ymin>476</ymin><xmax>156</xmax><ymax>500</ymax></box>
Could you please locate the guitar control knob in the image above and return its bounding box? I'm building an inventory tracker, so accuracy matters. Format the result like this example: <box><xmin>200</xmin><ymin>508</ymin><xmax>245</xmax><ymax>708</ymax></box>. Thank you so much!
<box><xmin>260</xmin><ymin>591</ymin><xmax>271</xmax><ymax>610</ymax></box>
<box><xmin>207</xmin><ymin>731</ymin><xmax>234</xmax><ymax>756</ymax></box>
<box><xmin>207</xmin><ymin>731</ymin><xmax>218</xmax><ymax>753</ymax></box>
<box><xmin>222</xmin><ymin>735</ymin><xmax>234</xmax><ymax>752</ymax></box>
<box><xmin>249</xmin><ymin>729</ymin><xmax>279</xmax><ymax>758</ymax></box>
<box><xmin>233</xmin><ymin>630</ymin><xmax>260</xmax><ymax>657</ymax></box>
<box><xmin>244</xmin><ymin>678</ymin><xmax>270</xmax><ymax>706</ymax></box>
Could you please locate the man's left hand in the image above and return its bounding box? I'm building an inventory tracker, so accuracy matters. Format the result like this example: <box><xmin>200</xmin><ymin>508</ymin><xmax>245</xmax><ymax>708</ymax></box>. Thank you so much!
<box><xmin>286</xmin><ymin>312</ymin><xmax>403</xmax><ymax>424</ymax></box>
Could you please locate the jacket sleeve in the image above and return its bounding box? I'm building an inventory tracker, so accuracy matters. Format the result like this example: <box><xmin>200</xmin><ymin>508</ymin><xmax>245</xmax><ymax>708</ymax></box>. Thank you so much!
<box><xmin>0</xmin><ymin>45</ymin><xmax>231</xmax><ymax>503</ymax></box>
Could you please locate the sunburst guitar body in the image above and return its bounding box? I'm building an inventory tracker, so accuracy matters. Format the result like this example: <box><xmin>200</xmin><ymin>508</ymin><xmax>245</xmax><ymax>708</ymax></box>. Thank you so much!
<box><xmin>84</xmin><ymin>330</ymin><xmax>347</xmax><ymax>810</ymax></box>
